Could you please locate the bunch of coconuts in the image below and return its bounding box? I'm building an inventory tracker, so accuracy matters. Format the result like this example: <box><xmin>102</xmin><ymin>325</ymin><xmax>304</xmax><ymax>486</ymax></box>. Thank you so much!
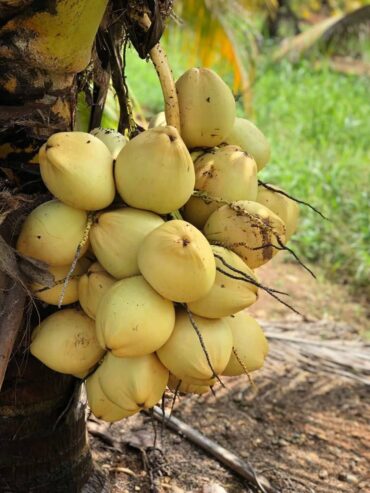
<box><xmin>17</xmin><ymin>67</ymin><xmax>299</xmax><ymax>423</ymax></box>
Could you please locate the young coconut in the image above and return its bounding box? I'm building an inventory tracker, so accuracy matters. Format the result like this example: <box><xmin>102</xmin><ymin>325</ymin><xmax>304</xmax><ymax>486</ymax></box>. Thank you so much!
<box><xmin>31</xmin><ymin>258</ymin><xmax>90</xmax><ymax>305</ymax></box>
<box><xmin>168</xmin><ymin>374</ymin><xmax>215</xmax><ymax>395</ymax></box>
<box><xmin>39</xmin><ymin>131</ymin><xmax>115</xmax><ymax>210</ymax></box>
<box><xmin>204</xmin><ymin>200</ymin><xmax>286</xmax><ymax>269</ymax></box>
<box><xmin>16</xmin><ymin>200</ymin><xmax>89</xmax><ymax>266</ymax></box>
<box><xmin>115</xmin><ymin>126</ymin><xmax>195</xmax><ymax>214</ymax></box>
<box><xmin>224</xmin><ymin>117</ymin><xmax>271</xmax><ymax>171</ymax></box>
<box><xmin>90</xmin><ymin>127</ymin><xmax>128</xmax><ymax>159</ymax></box>
<box><xmin>222</xmin><ymin>311</ymin><xmax>268</xmax><ymax>376</ymax></box>
<box><xmin>138</xmin><ymin>220</ymin><xmax>216</xmax><ymax>303</ymax></box>
<box><xmin>95</xmin><ymin>276</ymin><xmax>175</xmax><ymax>357</ymax></box>
<box><xmin>257</xmin><ymin>184</ymin><xmax>299</xmax><ymax>241</ymax></box>
<box><xmin>176</xmin><ymin>68</ymin><xmax>236</xmax><ymax>148</ymax></box>
<box><xmin>98</xmin><ymin>352</ymin><xmax>169</xmax><ymax>411</ymax></box>
<box><xmin>148</xmin><ymin>111</ymin><xmax>167</xmax><ymax>128</ymax></box>
<box><xmin>78</xmin><ymin>262</ymin><xmax>116</xmax><ymax>319</ymax></box>
<box><xmin>187</xmin><ymin>246</ymin><xmax>258</xmax><ymax>318</ymax></box>
<box><xmin>156</xmin><ymin>308</ymin><xmax>233</xmax><ymax>384</ymax></box>
<box><xmin>86</xmin><ymin>368</ymin><xmax>137</xmax><ymax>422</ymax></box>
<box><xmin>30</xmin><ymin>308</ymin><xmax>105</xmax><ymax>375</ymax></box>
<box><xmin>183</xmin><ymin>145</ymin><xmax>258</xmax><ymax>229</ymax></box>
<box><xmin>90</xmin><ymin>207</ymin><xmax>165</xmax><ymax>279</ymax></box>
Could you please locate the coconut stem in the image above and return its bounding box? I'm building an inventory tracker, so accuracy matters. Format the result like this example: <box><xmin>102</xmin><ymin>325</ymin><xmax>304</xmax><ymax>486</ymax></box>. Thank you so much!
<box><xmin>214</xmin><ymin>253</ymin><xmax>304</xmax><ymax>317</ymax></box>
<box><xmin>258</xmin><ymin>180</ymin><xmax>329</xmax><ymax>220</ymax></box>
<box><xmin>184</xmin><ymin>305</ymin><xmax>225</xmax><ymax>388</ymax></box>
<box><xmin>215</xmin><ymin>266</ymin><xmax>303</xmax><ymax>317</ymax></box>
<box><xmin>140</xmin><ymin>13</ymin><xmax>181</xmax><ymax>132</ymax></box>
<box><xmin>57</xmin><ymin>212</ymin><xmax>94</xmax><ymax>308</ymax></box>
<box><xmin>232</xmin><ymin>348</ymin><xmax>256</xmax><ymax>391</ymax></box>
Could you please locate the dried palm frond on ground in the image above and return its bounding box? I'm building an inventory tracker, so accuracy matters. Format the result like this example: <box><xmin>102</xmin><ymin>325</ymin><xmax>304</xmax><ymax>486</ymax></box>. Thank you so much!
<box><xmin>263</xmin><ymin>320</ymin><xmax>370</xmax><ymax>386</ymax></box>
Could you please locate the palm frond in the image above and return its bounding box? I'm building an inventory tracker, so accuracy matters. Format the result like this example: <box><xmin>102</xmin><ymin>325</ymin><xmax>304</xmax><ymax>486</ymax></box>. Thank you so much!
<box><xmin>273</xmin><ymin>4</ymin><xmax>370</xmax><ymax>61</ymax></box>
<box><xmin>165</xmin><ymin>0</ymin><xmax>261</xmax><ymax>111</ymax></box>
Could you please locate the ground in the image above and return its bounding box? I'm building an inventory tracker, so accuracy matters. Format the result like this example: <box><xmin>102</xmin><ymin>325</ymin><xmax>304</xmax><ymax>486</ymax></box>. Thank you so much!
<box><xmin>88</xmin><ymin>255</ymin><xmax>370</xmax><ymax>493</ymax></box>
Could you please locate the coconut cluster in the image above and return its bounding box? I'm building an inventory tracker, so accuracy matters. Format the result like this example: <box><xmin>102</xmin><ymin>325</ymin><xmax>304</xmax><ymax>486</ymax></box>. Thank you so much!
<box><xmin>17</xmin><ymin>68</ymin><xmax>300</xmax><ymax>423</ymax></box>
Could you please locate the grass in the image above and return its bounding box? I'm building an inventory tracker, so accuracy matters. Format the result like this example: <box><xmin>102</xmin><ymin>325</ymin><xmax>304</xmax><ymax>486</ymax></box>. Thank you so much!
<box><xmin>121</xmin><ymin>48</ymin><xmax>369</xmax><ymax>291</ymax></box>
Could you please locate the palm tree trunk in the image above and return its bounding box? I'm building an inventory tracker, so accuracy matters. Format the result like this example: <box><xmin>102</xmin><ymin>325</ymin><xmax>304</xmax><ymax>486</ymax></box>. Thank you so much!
<box><xmin>0</xmin><ymin>356</ymin><xmax>96</xmax><ymax>493</ymax></box>
<box><xmin>0</xmin><ymin>2</ymin><xmax>109</xmax><ymax>491</ymax></box>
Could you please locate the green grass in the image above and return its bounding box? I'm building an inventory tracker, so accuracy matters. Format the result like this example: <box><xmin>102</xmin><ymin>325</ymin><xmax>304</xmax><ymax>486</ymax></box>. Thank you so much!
<box><xmin>253</xmin><ymin>60</ymin><xmax>369</xmax><ymax>289</ymax></box>
<box><xmin>122</xmin><ymin>49</ymin><xmax>370</xmax><ymax>291</ymax></box>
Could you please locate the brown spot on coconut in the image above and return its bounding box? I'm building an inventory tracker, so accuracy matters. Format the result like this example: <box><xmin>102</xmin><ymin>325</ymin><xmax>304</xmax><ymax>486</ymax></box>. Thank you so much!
<box><xmin>203</xmin><ymin>200</ymin><xmax>286</xmax><ymax>269</ymax></box>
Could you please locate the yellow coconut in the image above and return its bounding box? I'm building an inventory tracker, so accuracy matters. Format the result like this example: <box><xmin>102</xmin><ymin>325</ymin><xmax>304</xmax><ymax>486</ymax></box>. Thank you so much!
<box><xmin>90</xmin><ymin>127</ymin><xmax>128</xmax><ymax>159</ymax></box>
<box><xmin>188</xmin><ymin>246</ymin><xmax>258</xmax><ymax>318</ymax></box>
<box><xmin>90</xmin><ymin>207</ymin><xmax>165</xmax><ymax>279</ymax></box>
<box><xmin>86</xmin><ymin>368</ymin><xmax>137</xmax><ymax>422</ymax></box>
<box><xmin>96</xmin><ymin>276</ymin><xmax>175</xmax><ymax>357</ymax></box>
<box><xmin>190</xmin><ymin>150</ymin><xmax>206</xmax><ymax>162</ymax></box>
<box><xmin>183</xmin><ymin>145</ymin><xmax>258</xmax><ymax>229</ymax></box>
<box><xmin>30</xmin><ymin>308</ymin><xmax>105</xmax><ymax>375</ymax></box>
<box><xmin>115</xmin><ymin>126</ymin><xmax>195</xmax><ymax>214</ymax></box>
<box><xmin>257</xmin><ymin>184</ymin><xmax>299</xmax><ymax>240</ymax></box>
<box><xmin>78</xmin><ymin>262</ymin><xmax>116</xmax><ymax>319</ymax></box>
<box><xmin>39</xmin><ymin>131</ymin><xmax>115</xmax><ymax>210</ymax></box>
<box><xmin>224</xmin><ymin>117</ymin><xmax>271</xmax><ymax>171</ymax></box>
<box><xmin>148</xmin><ymin>111</ymin><xmax>167</xmax><ymax>128</ymax></box>
<box><xmin>98</xmin><ymin>352</ymin><xmax>169</xmax><ymax>411</ymax></box>
<box><xmin>168</xmin><ymin>374</ymin><xmax>215</xmax><ymax>395</ymax></box>
<box><xmin>16</xmin><ymin>200</ymin><xmax>89</xmax><ymax>266</ymax></box>
<box><xmin>157</xmin><ymin>308</ymin><xmax>233</xmax><ymax>384</ymax></box>
<box><xmin>222</xmin><ymin>311</ymin><xmax>269</xmax><ymax>376</ymax></box>
<box><xmin>176</xmin><ymin>68</ymin><xmax>236</xmax><ymax>148</ymax></box>
<box><xmin>31</xmin><ymin>258</ymin><xmax>90</xmax><ymax>305</ymax></box>
<box><xmin>138</xmin><ymin>220</ymin><xmax>216</xmax><ymax>303</ymax></box>
<box><xmin>204</xmin><ymin>200</ymin><xmax>286</xmax><ymax>269</ymax></box>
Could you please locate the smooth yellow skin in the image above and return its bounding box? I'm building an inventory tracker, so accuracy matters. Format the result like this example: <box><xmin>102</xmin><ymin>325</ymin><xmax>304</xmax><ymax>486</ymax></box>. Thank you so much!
<box><xmin>183</xmin><ymin>145</ymin><xmax>258</xmax><ymax>229</ymax></box>
<box><xmin>157</xmin><ymin>308</ymin><xmax>233</xmax><ymax>383</ymax></box>
<box><xmin>30</xmin><ymin>309</ymin><xmax>105</xmax><ymax>375</ymax></box>
<box><xmin>115</xmin><ymin>126</ymin><xmax>195</xmax><ymax>214</ymax></box>
<box><xmin>90</xmin><ymin>208</ymin><xmax>164</xmax><ymax>279</ymax></box>
<box><xmin>188</xmin><ymin>246</ymin><xmax>258</xmax><ymax>318</ymax></box>
<box><xmin>138</xmin><ymin>220</ymin><xmax>216</xmax><ymax>303</ymax></box>
<box><xmin>86</xmin><ymin>369</ymin><xmax>137</xmax><ymax>422</ymax></box>
<box><xmin>222</xmin><ymin>311</ymin><xmax>269</xmax><ymax>376</ymax></box>
<box><xmin>98</xmin><ymin>353</ymin><xmax>169</xmax><ymax>411</ymax></box>
<box><xmin>176</xmin><ymin>68</ymin><xmax>236</xmax><ymax>149</ymax></box>
<box><xmin>257</xmin><ymin>185</ymin><xmax>299</xmax><ymax>241</ymax></box>
<box><xmin>90</xmin><ymin>128</ymin><xmax>128</xmax><ymax>159</ymax></box>
<box><xmin>96</xmin><ymin>276</ymin><xmax>175</xmax><ymax>357</ymax></box>
<box><xmin>168</xmin><ymin>374</ymin><xmax>215</xmax><ymax>395</ymax></box>
<box><xmin>32</xmin><ymin>258</ymin><xmax>90</xmax><ymax>305</ymax></box>
<box><xmin>224</xmin><ymin>117</ymin><xmax>271</xmax><ymax>171</ymax></box>
<box><xmin>16</xmin><ymin>199</ymin><xmax>89</xmax><ymax>266</ymax></box>
<box><xmin>148</xmin><ymin>111</ymin><xmax>167</xmax><ymax>128</ymax></box>
<box><xmin>78</xmin><ymin>262</ymin><xmax>115</xmax><ymax>319</ymax></box>
<box><xmin>39</xmin><ymin>132</ymin><xmax>115</xmax><ymax>211</ymax></box>
<box><xmin>204</xmin><ymin>200</ymin><xmax>286</xmax><ymax>269</ymax></box>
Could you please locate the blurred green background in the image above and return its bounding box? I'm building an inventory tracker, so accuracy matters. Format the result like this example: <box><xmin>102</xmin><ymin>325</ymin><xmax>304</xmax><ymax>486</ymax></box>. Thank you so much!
<box><xmin>98</xmin><ymin>0</ymin><xmax>370</xmax><ymax>294</ymax></box>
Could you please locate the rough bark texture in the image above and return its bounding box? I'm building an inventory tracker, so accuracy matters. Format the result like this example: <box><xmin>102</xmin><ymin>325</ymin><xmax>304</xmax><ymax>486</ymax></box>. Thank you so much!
<box><xmin>0</xmin><ymin>2</ymin><xmax>110</xmax><ymax>491</ymax></box>
<box><xmin>0</xmin><ymin>356</ymin><xmax>94</xmax><ymax>493</ymax></box>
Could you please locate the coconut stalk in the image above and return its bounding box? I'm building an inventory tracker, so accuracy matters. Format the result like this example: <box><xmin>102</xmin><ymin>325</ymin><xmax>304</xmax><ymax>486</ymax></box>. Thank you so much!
<box><xmin>139</xmin><ymin>12</ymin><xmax>181</xmax><ymax>132</ymax></box>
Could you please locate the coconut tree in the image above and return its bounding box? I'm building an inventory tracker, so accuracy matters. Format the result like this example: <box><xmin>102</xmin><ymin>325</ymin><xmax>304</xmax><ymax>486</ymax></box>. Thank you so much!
<box><xmin>0</xmin><ymin>1</ymin><xmax>173</xmax><ymax>491</ymax></box>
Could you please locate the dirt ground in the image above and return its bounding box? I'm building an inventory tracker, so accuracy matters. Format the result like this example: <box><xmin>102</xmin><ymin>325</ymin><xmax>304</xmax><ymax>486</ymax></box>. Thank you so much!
<box><xmin>88</xmin><ymin>256</ymin><xmax>370</xmax><ymax>493</ymax></box>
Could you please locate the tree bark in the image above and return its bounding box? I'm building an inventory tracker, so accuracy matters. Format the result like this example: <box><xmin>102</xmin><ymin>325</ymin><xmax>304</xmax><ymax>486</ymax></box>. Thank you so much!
<box><xmin>0</xmin><ymin>356</ymin><xmax>95</xmax><ymax>493</ymax></box>
<box><xmin>0</xmin><ymin>1</ymin><xmax>110</xmax><ymax>491</ymax></box>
